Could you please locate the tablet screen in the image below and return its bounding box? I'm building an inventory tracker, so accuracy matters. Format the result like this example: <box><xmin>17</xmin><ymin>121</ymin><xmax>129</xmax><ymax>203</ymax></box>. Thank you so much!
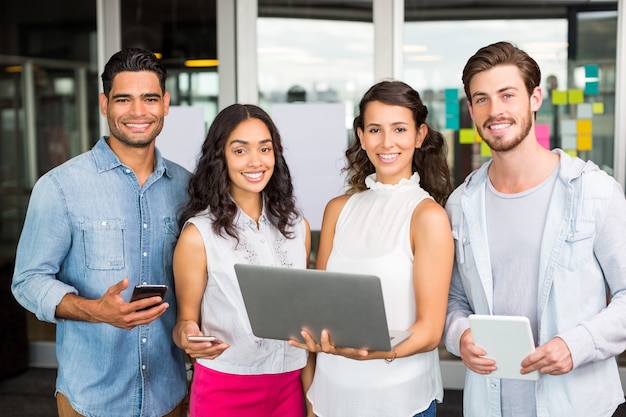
<box><xmin>469</xmin><ymin>314</ymin><xmax>539</xmax><ymax>381</ymax></box>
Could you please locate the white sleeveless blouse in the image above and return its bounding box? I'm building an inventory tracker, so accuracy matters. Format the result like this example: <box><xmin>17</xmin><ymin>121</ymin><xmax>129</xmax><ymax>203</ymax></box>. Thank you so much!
<box><xmin>188</xmin><ymin>207</ymin><xmax>308</xmax><ymax>375</ymax></box>
<box><xmin>307</xmin><ymin>173</ymin><xmax>443</xmax><ymax>417</ymax></box>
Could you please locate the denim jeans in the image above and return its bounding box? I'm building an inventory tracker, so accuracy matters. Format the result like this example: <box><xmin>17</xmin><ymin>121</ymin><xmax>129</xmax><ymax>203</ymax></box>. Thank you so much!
<box><xmin>413</xmin><ymin>400</ymin><xmax>436</xmax><ymax>417</ymax></box>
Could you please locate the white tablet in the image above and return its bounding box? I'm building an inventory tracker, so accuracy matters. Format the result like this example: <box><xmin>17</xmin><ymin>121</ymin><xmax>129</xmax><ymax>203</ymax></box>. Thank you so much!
<box><xmin>468</xmin><ymin>314</ymin><xmax>539</xmax><ymax>381</ymax></box>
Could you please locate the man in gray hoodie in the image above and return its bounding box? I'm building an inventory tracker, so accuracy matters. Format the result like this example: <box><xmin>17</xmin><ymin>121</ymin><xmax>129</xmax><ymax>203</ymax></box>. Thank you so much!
<box><xmin>444</xmin><ymin>41</ymin><xmax>626</xmax><ymax>417</ymax></box>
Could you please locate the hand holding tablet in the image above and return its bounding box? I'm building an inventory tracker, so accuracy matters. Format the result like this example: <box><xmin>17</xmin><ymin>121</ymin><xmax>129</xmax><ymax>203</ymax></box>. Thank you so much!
<box><xmin>468</xmin><ymin>314</ymin><xmax>539</xmax><ymax>381</ymax></box>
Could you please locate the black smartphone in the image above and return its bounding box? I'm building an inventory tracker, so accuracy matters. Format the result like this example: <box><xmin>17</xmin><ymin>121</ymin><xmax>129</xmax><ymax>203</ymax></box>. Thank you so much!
<box><xmin>130</xmin><ymin>284</ymin><xmax>168</xmax><ymax>311</ymax></box>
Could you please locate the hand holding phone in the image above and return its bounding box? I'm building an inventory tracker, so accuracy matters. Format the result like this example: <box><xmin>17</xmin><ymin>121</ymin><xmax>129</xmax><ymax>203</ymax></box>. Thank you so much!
<box><xmin>187</xmin><ymin>335</ymin><xmax>222</xmax><ymax>345</ymax></box>
<box><xmin>130</xmin><ymin>284</ymin><xmax>168</xmax><ymax>311</ymax></box>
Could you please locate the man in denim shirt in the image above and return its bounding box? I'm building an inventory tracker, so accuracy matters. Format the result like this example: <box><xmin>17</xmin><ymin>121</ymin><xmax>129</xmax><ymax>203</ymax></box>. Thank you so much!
<box><xmin>12</xmin><ymin>48</ymin><xmax>190</xmax><ymax>417</ymax></box>
<box><xmin>444</xmin><ymin>41</ymin><xmax>626</xmax><ymax>417</ymax></box>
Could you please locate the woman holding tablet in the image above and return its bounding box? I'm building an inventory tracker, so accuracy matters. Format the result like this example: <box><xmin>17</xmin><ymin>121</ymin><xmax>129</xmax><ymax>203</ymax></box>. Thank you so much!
<box><xmin>290</xmin><ymin>80</ymin><xmax>454</xmax><ymax>417</ymax></box>
<box><xmin>172</xmin><ymin>104</ymin><xmax>312</xmax><ymax>417</ymax></box>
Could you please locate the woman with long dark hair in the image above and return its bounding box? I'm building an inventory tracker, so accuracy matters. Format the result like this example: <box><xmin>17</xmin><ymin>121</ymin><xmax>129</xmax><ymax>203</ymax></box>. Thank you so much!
<box><xmin>172</xmin><ymin>104</ymin><xmax>311</xmax><ymax>417</ymax></box>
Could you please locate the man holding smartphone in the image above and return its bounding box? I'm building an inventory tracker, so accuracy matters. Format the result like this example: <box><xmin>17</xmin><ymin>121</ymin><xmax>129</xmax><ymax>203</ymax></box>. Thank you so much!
<box><xmin>11</xmin><ymin>48</ymin><xmax>190</xmax><ymax>417</ymax></box>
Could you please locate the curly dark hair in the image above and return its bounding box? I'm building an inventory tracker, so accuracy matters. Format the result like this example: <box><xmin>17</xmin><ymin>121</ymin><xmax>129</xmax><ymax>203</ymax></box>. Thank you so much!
<box><xmin>346</xmin><ymin>80</ymin><xmax>453</xmax><ymax>206</ymax></box>
<box><xmin>179</xmin><ymin>104</ymin><xmax>299</xmax><ymax>240</ymax></box>
<box><xmin>101</xmin><ymin>47</ymin><xmax>167</xmax><ymax>97</ymax></box>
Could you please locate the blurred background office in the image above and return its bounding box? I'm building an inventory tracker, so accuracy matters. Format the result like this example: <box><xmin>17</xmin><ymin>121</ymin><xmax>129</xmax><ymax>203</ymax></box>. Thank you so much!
<box><xmin>0</xmin><ymin>0</ymin><xmax>624</xmax><ymax>390</ymax></box>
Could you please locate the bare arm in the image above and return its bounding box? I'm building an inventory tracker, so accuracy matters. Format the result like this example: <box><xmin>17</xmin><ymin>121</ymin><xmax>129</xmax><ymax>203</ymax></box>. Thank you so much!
<box><xmin>314</xmin><ymin>195</ymin><xmax>349</xmax><ymax>270</ymax></box>
<box><xmin>301</xmin><ymin>352</ymin><xmax>316</xmax><ymax>417</ymax></box>
<box><xmin>400</xmin><ymin>199</ymin><xmax>454</xmax><ymax>355</ymax></box>
<box><xmin>303</xmin><ymin>217</ymin><xmax>312</xmax><ymax>267</ymax></box>
<box><xmin>172</xmin><ymin>224</ymin><xmax>229</xmax><ymax>359</ymax></box>
<box><xmin>299</xmin><ymin>217</ymin><xmax>315</xmax><ymax>415</ymax></box>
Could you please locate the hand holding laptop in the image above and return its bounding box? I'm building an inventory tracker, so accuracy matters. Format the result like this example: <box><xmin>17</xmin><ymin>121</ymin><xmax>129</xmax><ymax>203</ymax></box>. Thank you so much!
<box><xmin>288</xmin><ymin>328</ymin><xmax>369</xmax><ymax>359</ymax></box>
<box><xmin>234</xmin><ymin>264</ymin><xmax>412</xmax><ymax>352</ymax></box>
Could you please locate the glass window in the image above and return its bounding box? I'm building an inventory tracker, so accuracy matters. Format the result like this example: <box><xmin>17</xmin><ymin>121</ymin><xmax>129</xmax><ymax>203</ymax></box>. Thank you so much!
<box><xmin>404</xmin><ymin>19</ymin><xmax>568</xmax><ymax>185</ymax></box>
<box><xmin>569</xmin><ymin>10</ymin><xmax>618</xmax><ymax>174</ymax></box>
<box><xmin>257</xmin><ymin>4</ymin><xmax>374</xmax><ymax>263</ymax></box>
<box><xmin>257</xmin><ymin>16</ymin><xmax>374</xmax><ymax>126</ymax></box>
<box><xmin>404</xmin><ymin>4</ymin><xmax>620</xmax><ymax>368</ymax></box>
<box><xmin>404</xmin><ymin>7</ymin><xmax>618</xmax><ymax>187</ymax></box>
<box><xmin>121</xmin><ymin>0</ymin><xmax>218</xmax><ymax>126</ymax></box>
<box><xmin>0</xmin><ymin>0</ymin><xmax>98</xmax><ymax>342</ymax></box>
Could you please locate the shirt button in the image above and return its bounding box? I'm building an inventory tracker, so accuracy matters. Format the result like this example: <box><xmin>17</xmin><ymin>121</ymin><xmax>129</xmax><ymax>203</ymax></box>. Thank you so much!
<box><xmin>259</xmin><ymin>239</ymin><xmax>265</xmax><ymax>244</ymax></box>
<box><xmin>568</xmin><ymin>231</ymin><xmax>574</xmax><ymax>238</ymax></box>
<box><xmin>142</xmin><ymin>281</ymin><xmax>148</xmax><ymax>285</ymax></box>
<box><xmin>125</xmin><ymin>169</ymin><xmax>131</xmax><ymax>174</ymax></box>
<box><xmin>101</xmin><ymin>221</ymin><xmax>107</xmax><ymax>226</ymax></box>
<box><xmin>142</xmin><ymin>338</ymin><xmax>147</xmax><ymax>343</ymax></box>
<box><xmin>462</xmin><ymin>237</ymin><xmax>467</xmax><ymax>243</ymax></box>
<box><xmin>143</xmin><ymin>223</ymin><xmax>148</xmax><ymax>229</ymax></box>
<box><xmin>142</xmin><ymin>365</ymin><xmax>146</xmax><ymax>370</ymax></box>
<box><xmin>143</xmin><ymin>252</ymin><xmax>148</xmax><ymax>257</ymax></box>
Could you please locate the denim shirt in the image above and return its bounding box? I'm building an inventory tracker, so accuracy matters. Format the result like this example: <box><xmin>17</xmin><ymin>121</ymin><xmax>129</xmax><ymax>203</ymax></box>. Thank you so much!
<box><xmin>444</xmin><ymin>150</ymin><xmax>626</xmax><ymax>417</ymax></box>
<box><xmin>12</xmin><ymin>137</ymin><xmax>190</xmax><ymax>417</ymax></box>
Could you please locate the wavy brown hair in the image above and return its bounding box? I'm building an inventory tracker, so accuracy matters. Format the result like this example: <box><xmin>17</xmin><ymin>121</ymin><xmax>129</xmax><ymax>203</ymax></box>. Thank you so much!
<box><xmin>462</xmin><ymin>41</ymin><xmax>541</xmax><ymax>101</ymax></box>
<box><xmin>179</xmin><ymin>104</ymin><xmax>299</xmax><ymax>240</ymax></box>
<box><xmin>346</xmin><ymin>80</ymin><xmax>452</xmax><ymax>206</ymax></box>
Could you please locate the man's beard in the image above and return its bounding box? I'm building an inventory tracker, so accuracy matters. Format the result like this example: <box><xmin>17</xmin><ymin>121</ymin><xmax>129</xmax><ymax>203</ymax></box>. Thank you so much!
<box><xmin>478</xmin><ymin>112</ymin><xmax>533</xmax><ymax>153</ymax></box>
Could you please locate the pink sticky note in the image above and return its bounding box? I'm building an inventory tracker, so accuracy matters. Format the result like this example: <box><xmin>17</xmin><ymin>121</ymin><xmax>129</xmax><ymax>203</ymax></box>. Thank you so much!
<box><xmin>536</xmin><ymin>124</ymin><xmax>551</xmax><ymax>150</ymax></box>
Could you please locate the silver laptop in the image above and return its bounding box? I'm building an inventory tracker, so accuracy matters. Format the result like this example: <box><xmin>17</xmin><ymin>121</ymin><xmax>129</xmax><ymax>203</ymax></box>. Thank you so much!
<box><xmin>234</xmin><ymin>263</ymin><xmax>412</xmax><ymax>351</ymax></box>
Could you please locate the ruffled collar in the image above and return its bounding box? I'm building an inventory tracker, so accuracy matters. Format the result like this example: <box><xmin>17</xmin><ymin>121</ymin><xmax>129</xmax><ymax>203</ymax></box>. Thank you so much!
<box><xmin>365</xmin><ymin>172</ymin><xmax>422</xmax><ymax>191</ymax></box>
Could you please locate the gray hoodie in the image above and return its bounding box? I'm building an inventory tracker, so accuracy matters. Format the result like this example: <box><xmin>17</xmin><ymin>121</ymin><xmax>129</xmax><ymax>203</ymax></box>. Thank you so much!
<box><xmin>444</xmin><ymin>149</ymin><xmax>626</xmax><ymax>417</ymax></box>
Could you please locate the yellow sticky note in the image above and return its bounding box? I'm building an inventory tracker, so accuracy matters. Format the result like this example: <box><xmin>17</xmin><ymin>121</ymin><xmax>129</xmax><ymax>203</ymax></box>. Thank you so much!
<box><xmin>577</xmin><ymin>119</ymin><xmax>592</xmax><ymax>135</ymax></box>
<box><xmin>552</xmin><ymin>91</ymin><xmax>568</xmax><ymax>105</ymax></box>
<box><xmin>592</xmin><ymin>102</ymin><xmax>604</xmax><ymax>114</ymax></box>
<box><xmin>459</xmin><ymin>128</ymin><xmax>475</xmax><ymax>144</ymax></box>
<box><xmin>480</xmin><ymin>141</ymin><xmax>491</xmax><ymax>157</ymax></box>
<box><xmin>568</xmin><ymin>89</ymin><xmax>584</xmax><ymax>104</ymax></box>
<box><xmin>577</xmin><ymin>135</ymin><xmax>592</xmax><ymax>151</ymax></box>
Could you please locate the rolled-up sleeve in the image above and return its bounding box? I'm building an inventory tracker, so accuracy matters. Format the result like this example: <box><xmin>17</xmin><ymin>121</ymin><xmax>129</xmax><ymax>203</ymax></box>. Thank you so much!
<box><xmin>12</xmin><ymin>175</ymin><xmax>78</xmax><ymax>323</ymax></box>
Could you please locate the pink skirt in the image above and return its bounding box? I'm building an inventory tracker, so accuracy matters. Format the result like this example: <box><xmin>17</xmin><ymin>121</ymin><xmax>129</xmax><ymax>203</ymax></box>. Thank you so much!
<box><xmin>190</xmin><ymin>362</ymin><xmax>305</xmax><ymax>417</ymax></box>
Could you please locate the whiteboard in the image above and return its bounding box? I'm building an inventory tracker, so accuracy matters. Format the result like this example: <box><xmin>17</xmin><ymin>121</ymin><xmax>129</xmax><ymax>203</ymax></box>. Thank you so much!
<box><xmin>271</xmin><ymin>103</ymin><xmax>348</xmax><ymax>230</ymax></box>
<box><xmin>156</xmin><ymin>106</ymin><xmax>205</xmax><ymax>173</ymax></box>
<box><xmin>156</xmin><ymin>103</ymin><xmax>348</xmax><ymax>231</ymax></box>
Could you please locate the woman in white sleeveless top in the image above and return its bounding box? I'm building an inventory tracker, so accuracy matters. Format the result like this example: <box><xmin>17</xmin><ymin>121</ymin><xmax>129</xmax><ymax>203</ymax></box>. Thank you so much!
<box><xmin>290</xmin><ymin>81</ymin><xmax>454</xmax><ymax>417</ymax></box>
<box><xmin>171</xmin><ymin>104</ymin><xmax>311</xmax><ymax>417</ymax></box>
